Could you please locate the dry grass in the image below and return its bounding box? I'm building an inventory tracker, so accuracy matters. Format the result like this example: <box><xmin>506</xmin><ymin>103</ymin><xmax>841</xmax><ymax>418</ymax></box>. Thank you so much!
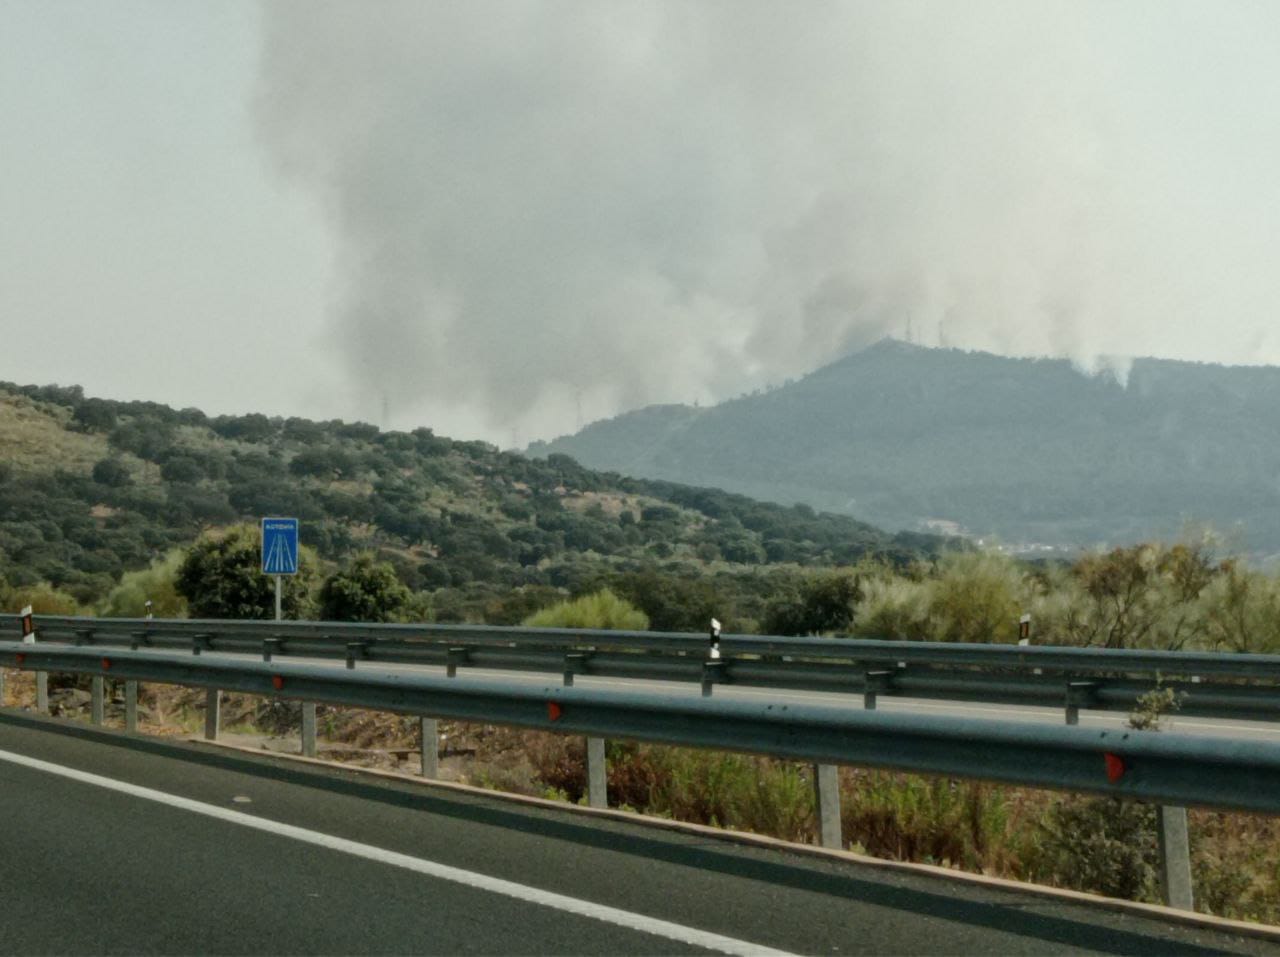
<box><xmin>0</xmin><ymin>395</ymin><xmax>108</xmax><ymax>474</ymax></box>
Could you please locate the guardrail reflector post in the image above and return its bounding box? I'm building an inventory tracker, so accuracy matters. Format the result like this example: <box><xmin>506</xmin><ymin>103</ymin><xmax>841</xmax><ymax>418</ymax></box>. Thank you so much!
<box><xmin>204</xmin><ymin>689</ymin><xmax>220</xmax><ymax>740</ymax></box>
<box><xmin>419</xmin><ymin>717</ymin><xmax>439</xmax><ymax>778</ymax></box>
<box><xmin>125</xmin><ymin>679</ymin><xmax>138</xmax><ymax>732</ymax></box>
<box><xmin>91</xmin><ymin>676</ymin><xmax>105</xmax><ymax>725</ymax></box>
<box><xmin>586</xmin><ymin>736</ymin><xmax>607</xmax><ymax>809</ymax></box>
<box><xmin>814</xmin><ymin>764</ymin><xmax>842</xmax><ymax>849</ymax></box>
<box><xmin>1157</xmin><ymin>805</ymin><xmax>1194</xmax><ymax>911</ymax></box>
<box><xmin>21</xmin><ymin>606</ymin><xmax>38</xmax><ymax>716</ymax></box>
<box><xmin>301</xmin><ymin>702</ymin><xmax>317</xmax><ymax>758</ymax></box>
<box><xmin>446</xmin><ymin>647</ymin><xmax>468</xmax><ymax>678</ymax></box>
<box><xmin>263</xmin><ymin>638</ymin><xmax>282</xmax><ymax>663</ymax></box>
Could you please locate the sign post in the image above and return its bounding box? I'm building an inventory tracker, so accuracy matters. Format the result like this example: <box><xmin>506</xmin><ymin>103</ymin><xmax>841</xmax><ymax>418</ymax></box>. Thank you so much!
<box><xmin>261</xmin><ymin>517</ymin><xmax>300</xmax><ymax>621</ymax></box>
<box><xmin>262</xmin><ymin>518</ymin><xmax>313</xmax><ymax>755</ymax></box>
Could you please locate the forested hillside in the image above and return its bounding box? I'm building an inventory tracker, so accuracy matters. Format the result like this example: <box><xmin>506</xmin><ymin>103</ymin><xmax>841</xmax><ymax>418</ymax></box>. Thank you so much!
<box><xmin>0</xmin><ymin>381</ymin><xmax>949</xmax><ymax>629</ymax></box>
<box><xmin>533</xmin><ymin>340</ymin><xmax>1280</xmax><ymax>554</ymax></box>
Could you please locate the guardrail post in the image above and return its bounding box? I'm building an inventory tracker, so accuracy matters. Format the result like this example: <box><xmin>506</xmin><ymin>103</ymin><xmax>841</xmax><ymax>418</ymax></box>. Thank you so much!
<box><xmin>91</xmin><ymin>675</ymin><xmax>105</xmax><ymax>725</ymax></box>
<box><xmin>0</xmin><ymin>667</ymin><xmax>5</xmax><ymax>706</ymax></box>
<box><xmin>204</xmin><ymin>688</ymin><xmax>220</xmax><ymax>740</ymax></box>
<box><xmin>586</xmin><ymin>736</ymin><xmax>608</xmax><ymax>808</ymax></box>
<box><xmin>813</xmin><ymin>763</ymin><xmax>842</xmax><ymax>849</ymax></box>
<box><xmin>1157</xmin><ymin>805</ymin><xmax>1194</xmax><ymax>911</ymax></box>
<box><xmin>563</xmin><ymin>652</ymin><xmax>587</xmax><ymax>686</ymax></box>
<box><xmin>419</xmin><ymin>717</ymin><xmax>439</xmax><ymax>778</ymax></box>
<box><xmin>301</xmin><ymin>702</ymin><xmax>317</xmax><ymax>758</ymax></box>
<box><xmin>701</xmin><ymin>660</ymin><xmax>726</xmax><ymax>697</ymax></box>
<box><xmin>35</xmin><ymin>672</ymin><xmax>48</xmax><ymax>713</ymax></box>
<box><xmin>345</xmin><ymin>641</ymin><xmax>367</xmax><ymax>670</ymax></box>
<box><xmin>1065</xmin><ymin>681</ymin><xmax>1098</xmax><ymax>726</ymax></box>
<box><xmin>125</xmin><ymin>680</ymin><xmax>138</xmax><ymax>732</ymax></box>
<box><xmin>864</xmin><ymin>669</ymin><xmax>894</xmax><ymax>710</ymax></box>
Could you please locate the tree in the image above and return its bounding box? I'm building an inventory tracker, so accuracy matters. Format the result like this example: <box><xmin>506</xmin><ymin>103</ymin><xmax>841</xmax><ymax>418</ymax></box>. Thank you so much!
<box><xmin>92</xmin><ymin>458</ymin><xmax>131</xmax><ymax>488</ymax></box>
<box><xmin>763</xmin><ymin>571</ymin><xmax>863</xmax><ymax>636</ymax></box>
<box><xmin>72</xmin><ymin>399</ymin><xmax>118</xmax><ymax>433</ymax></box>
<box><xmin>175</xmin><ymin>524</ymin><xmax>316</xmax><ymax>619</ymax></box>
<box><xmin>318</xmin><ymin>553</ymin><xmax>411</xmax><ymax>622</ymax></box>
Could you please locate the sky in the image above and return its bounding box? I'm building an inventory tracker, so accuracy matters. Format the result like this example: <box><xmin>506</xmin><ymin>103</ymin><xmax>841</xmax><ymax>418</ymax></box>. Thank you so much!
<box><xmin>3</xmin><ymin>1</ymin><xmax>1280</xmax><ymax>446</ymax></box>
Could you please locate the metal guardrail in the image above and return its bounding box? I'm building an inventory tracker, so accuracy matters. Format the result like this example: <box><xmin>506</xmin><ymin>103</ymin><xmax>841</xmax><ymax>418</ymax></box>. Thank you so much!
<box><xmin>3</xmin><ymin>640</ymin><xmax>1280</xmax><ymax>815</ymax></box>
<box><xmin>6</xmin><ymin>614</ymin><xmax>1280</xmax><ymax>722</ymax></box>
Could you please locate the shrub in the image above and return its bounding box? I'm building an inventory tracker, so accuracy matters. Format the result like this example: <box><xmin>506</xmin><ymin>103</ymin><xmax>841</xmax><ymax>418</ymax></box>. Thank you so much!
<box><xmin>98</xmin><ymin>549</ymin><xmax>188</xmax><ymax>618</ymax></box>
<box><xmin>318</xmin><ymin>553</ymin><xmax>411</xmax><ymax>622</ymax></box>
<box><xmin>523</xmin><ymin>589</ymin><xmax>648</xmax><ymax>630</ymax></box>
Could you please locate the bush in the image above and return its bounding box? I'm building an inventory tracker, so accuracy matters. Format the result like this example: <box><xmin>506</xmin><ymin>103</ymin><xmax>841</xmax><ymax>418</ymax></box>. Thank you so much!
<box><xmin>3</xmin><ymin>581</ymin><xmax>82</xmax><ymax>614</ymax></box>
<box><xmin>99</xmin><ymin>549</ymin><xmax>188</xmax><ymax>618</ymax></box>
<box><xmin>1025</xmin><ymin>797</ymin><xmax>1159</xmax><ymax>902</ymax></box>
<box><xmin>318</xmin><ymin>553</ymin><xmax>411</xmax><ymax>622</ymax></box>
<box><xmin>523</xmin><ymin>589</ymin><xmax>648</xmax><ymax>630</ymax></box>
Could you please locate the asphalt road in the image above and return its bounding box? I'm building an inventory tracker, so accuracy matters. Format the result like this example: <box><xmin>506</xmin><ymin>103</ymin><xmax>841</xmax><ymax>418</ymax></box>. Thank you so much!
<box><xmin>0</xmin><ymin>710</ymin><xmax>1274</xmax><ymax>956</ymax></box>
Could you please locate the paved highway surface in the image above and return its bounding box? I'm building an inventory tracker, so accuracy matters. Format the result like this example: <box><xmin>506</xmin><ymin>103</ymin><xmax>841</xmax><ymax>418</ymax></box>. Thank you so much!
<box><xmin>0</xmin><ymin>710</ymin><xmax>1275</xmax><ymax>955</ymax></box>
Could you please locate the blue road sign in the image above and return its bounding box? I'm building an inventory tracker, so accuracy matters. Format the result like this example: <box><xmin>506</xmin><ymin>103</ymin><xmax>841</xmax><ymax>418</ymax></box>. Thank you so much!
<box><xmin>261</xmin><ymin>517</ymin><xmax>299</xmax><ymax>576</ymax></box>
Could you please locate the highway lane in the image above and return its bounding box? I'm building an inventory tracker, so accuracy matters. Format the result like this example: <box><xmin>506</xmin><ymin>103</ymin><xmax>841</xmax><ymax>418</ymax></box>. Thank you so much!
<box><xmin>0</xmin><ymin>710</ymin><xmax>1275</xmax><ymax>956</ymax></box>
<box><xmin>181</xmin><ymin>649</ymin><xmax>1280</xmax><ymax>744</ymax></box>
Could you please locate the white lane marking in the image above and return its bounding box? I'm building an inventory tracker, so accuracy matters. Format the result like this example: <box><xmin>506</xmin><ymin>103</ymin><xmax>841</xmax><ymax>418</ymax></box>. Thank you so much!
<box><xmin>0</xmin><ymin>748</ymin><xmax>791</xmax><ymax>957</ymax></box>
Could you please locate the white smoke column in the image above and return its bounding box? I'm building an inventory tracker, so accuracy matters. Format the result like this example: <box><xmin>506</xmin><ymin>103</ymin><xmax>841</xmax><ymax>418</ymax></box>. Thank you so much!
<box><xmin>254</xmin><ymin>1</ymin><xmax>1280</xmax><ymax>441</ymax></box>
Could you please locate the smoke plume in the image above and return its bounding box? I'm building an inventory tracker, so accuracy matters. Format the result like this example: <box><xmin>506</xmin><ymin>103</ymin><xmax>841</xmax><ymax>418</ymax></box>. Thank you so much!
<box><xmin>254</xmin><ymin>1</ymin><xmax>1280</xmax><ymax>441</ymax></box>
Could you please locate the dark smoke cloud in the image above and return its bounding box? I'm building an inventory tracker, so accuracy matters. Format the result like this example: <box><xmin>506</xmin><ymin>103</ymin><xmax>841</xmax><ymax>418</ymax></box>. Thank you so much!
<box><xmin>254</xmin><ymin>1</ymin><xmax>1280</xmax><ymax>441</ymax></box>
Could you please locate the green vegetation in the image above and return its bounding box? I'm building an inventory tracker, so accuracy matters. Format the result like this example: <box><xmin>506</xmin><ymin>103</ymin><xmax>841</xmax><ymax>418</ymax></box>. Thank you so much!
<box><xmin>523</xmin><ymin>589</ymin><xmax>648</xmax><ymax>630</ymax></box>
<box><xmin>0</xmin><ymin>380</ymin><xmax>950</xmax><ymax>621</ymax></box>
<box><xmin>175</xmin><ymin>525</ymin><xmax>318</xmax><ymax>619</ymax></box>
<box><xmin>318</xmin><ymin>553</ymin><xmax>415</xmax><ymax>622</ymax></box>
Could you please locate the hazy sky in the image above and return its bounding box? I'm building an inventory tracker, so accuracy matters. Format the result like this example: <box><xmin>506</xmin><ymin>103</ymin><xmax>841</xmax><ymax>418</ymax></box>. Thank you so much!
<box><xmin>3</xmin><ymin>1</ymin><xmax>1280</xmax><ymax>445</ymax></box>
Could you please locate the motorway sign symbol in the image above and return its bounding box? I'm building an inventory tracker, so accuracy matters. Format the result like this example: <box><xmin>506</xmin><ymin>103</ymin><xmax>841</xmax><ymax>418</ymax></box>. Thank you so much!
<box><xmin>261</xmin><ymin>517</ymin><xmax>299</xmax><ymax>576</ymax></box>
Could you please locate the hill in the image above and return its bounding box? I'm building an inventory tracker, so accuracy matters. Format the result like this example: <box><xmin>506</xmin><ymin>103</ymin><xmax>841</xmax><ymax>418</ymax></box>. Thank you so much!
<box><xmin>531</xmin><ymin>340</ymin><xmax>1280</xmax><ymax>554</ymax></box>
<box><xmin>0</xmin><ymin>381</ymin><xmax>950</xmax><ymax>628</ymax></box>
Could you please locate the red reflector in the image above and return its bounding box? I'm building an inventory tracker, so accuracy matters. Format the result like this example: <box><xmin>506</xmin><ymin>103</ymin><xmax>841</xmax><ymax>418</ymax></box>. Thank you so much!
<box><xmin>272</xmin><ymin>675</ymin><xmax>284</xmax><ymax>691</ymax></box>
<box><xmin>547</xmin><ymin>702</ymin><xmax>563</xmax><ymax>721</ymax></box>
<box><xmin>14</xmin><ymin>653</ymin><xmax>24</xmax><ymax>667</ymax></box>
<box><xmin>101</xmin><ymin>658</ymin><xmax>112</xmax><ymax>671</ymax></box>
<box><xmin>1104</xmin><ymin>752</ymin><xmax>1126</xmax><ymax>782</ymax></box>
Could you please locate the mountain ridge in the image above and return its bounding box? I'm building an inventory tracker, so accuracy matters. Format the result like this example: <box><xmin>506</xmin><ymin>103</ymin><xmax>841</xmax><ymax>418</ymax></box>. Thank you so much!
<box><xmin>531</xmin><ymin>340</ymin><xmax>1280</xmax><ymax>553</ymax></box>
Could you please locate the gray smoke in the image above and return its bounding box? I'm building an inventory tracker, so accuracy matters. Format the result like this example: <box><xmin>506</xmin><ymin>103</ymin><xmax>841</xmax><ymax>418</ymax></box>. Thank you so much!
<box><xmin>254</xmin><ymin>1</ymin><xmax>1280</xmax><ymax>441</ymax></box>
